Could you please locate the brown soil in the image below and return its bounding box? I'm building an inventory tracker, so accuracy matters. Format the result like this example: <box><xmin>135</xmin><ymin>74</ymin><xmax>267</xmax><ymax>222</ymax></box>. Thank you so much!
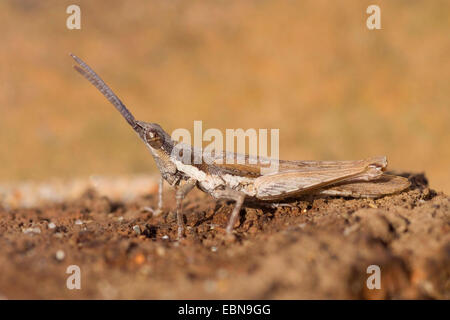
<box><xmin>0</xmin><ymin>173</ymin><xmax>448</xmax><ymax>299</ymax></box>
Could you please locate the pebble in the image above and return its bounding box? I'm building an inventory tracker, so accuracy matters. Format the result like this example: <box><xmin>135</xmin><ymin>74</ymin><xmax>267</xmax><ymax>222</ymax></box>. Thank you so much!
<box><xmin>23</xmin><ymin>227</ymin><xmax>41</xmax><ymax>234</ymax></box>
<box><xmin>141</xmin><ymin>207</ymin><xmax>154</xmax><ymax>213</ymax></box>
<box><xmin>368</xmin><ymin>202</ymin><xmax>378</xmax><ymax>209</ymax></box>
<box><xmin>55</xmin><ymin>250</ymin><xmax>65</xmax><ymax>261</ymax></box>
<box><xmin>133</xmin><ymin>253</ymin><xmax>145</xmax><ymax>265</ymax></box>
<box><xmin>203</xmin><ymin>280</ymin><xmax>217</xmax><ymax>293</ymax></box>
<box><xmin>48</xmin><ymin>222</ymin><xmax>56</xmax><ymax>229</ymax></box>
<box><xmin>133</xmin><ymin>225</ymin><xmax>141</xmax><ymax>235</ymax></box>
<box><xmin>156</xmin><ymin>246</ymin><xmax>166</xmax><ymax>257</ymax></box>
<box><xmin>343</xmin><ymin>224</ymin><xmax>359</xmax><ymax>236</ymax></box>
<box><xmin>139</xmin><ymin>265</ymin><xmax>152</xmax><ymax>276</ymax></box>
<box><xmin>216</xmin><ymin>268</ymin><xmax>228</xmax><ymax>279</ymax></box>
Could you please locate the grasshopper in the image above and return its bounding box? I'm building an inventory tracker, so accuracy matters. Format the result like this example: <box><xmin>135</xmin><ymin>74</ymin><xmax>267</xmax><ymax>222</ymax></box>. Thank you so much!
<box><xmin>71</xmin><ymin>54</ymin><xmax>410</xmax><ymax>239</ymax></box>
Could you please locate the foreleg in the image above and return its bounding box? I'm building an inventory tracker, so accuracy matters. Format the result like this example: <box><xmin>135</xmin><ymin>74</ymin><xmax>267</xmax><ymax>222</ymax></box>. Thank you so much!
<box><xmin>175</xmin><ymin>179</ymin><xmax>197</xmax><ymax>239</ymax></box>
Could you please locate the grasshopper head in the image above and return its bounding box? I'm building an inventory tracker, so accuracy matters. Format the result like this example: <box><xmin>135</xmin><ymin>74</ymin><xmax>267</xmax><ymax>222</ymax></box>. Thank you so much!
<box><xmin>134</xmin><ymin>121</ymin><xmax>172</xmax><ymax>151</ymax></box>
<box><xmin>134</xmin><ymin>121</ymin><xmax>178</xmax><ymax>182</ymax></box>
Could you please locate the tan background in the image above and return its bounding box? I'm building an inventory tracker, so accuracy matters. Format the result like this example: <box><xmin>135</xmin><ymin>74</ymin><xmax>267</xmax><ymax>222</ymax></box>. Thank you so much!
<box><xmin>0</xmin><ymin>0</ymin><xmax>449</xmax><ymax>192</ymax></box>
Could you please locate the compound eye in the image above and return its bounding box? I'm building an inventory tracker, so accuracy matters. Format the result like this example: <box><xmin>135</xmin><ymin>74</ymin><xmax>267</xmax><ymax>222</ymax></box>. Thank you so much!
<box><xmin>145</xmin><ymin>130</ymin><xmax>163</xmax><ymax>149</ymax></box>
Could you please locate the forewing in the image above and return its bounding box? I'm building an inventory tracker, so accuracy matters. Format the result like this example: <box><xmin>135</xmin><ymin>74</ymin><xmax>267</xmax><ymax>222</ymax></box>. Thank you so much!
<box><xmin>208</xmin><ymin>152</ymin><xmax>387</xmax><ymax>180</ymax></box>
<box><xmin>276</xmin><ymin>156</ymin><xmax>387</xmax><ymax>172</ymax></box>
<box><xmin>254</xmin><ymin>157</ymin><xmax>386</xmax><ymax>200</ymax></box>
<box><xmin>207</xmin><ymin>151</ymin><xmax>268</xmax><ymax>178</ymax></box>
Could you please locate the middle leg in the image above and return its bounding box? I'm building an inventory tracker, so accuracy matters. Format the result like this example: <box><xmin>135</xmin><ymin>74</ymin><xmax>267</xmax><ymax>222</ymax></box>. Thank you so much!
<box><xmin>213</xmin><ymin>188</ymin><xmax>246</xmax><ymax>234</ymax></box>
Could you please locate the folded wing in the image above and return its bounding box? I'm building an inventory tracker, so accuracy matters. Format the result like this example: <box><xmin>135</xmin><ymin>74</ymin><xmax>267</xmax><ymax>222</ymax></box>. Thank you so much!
<box><xmin>254</xmin><ymin>156</ymin><xmax>387</xmax><ymax>200</ymax></box>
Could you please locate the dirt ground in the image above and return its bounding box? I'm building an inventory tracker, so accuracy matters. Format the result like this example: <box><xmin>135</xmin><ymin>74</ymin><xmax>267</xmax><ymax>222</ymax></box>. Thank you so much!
<box><xmin>0</xmin><ymin>173</ymin><xmax>448</xmax><ymax>299</ymax></box>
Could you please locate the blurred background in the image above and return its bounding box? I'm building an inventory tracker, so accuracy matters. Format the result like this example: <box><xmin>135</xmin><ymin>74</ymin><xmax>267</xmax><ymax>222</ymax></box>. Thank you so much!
<box><xmin>0</xmin><ymin>0</ymin><xmax>449</xmax><ymax>192</ymax></box>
